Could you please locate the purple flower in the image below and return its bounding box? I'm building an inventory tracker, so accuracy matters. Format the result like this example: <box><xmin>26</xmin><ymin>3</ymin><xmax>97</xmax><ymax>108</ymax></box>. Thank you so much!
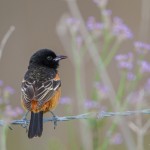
<box><xmin>138</xmin><ymin>61</ymin><xmax>150</xmax><ymax>73</ymax></box>
<box><xmin>95</xmin><ymin>83</ymin><xmax>109</xmax><ymax>93</ymax></box>
<box><xmin>115</xmin><ymin>52</ymin><xmax>133</xmax><ymax>70</ymax></box>
<box><xmin>95</xmin><ymin>22</ymin><xmax>104</xmax><ymax>30</ymax></box>
<box><xmin>115</xmin><ymin>52</ymin><xmax>133</xmax><ymax>61</ymax></box>
<box><xmin>110</xmin><ymin>133</ymin><xmax>123</xmax><ymax>145</ymax></box>
<box><xmin>84</xmin><ymin>99</ymin><xmax>99</xmax><ymax>110</ymax></box>
<box><xmin>4</xmin><ymin>86</ymin><xmax>15</xmax><ymax>94</ymax></box>
<box><xmin>15</xmin><ymin>106</ymin><xmax>24</xmax><ymax>115</ymax></box>
<box><xmin>65</xmin><ymin>17</ymin><xmax>80</xmax><ymax>33</ymax></box>
<box><xmin>118</xmin><ymin>61</ymin><xmax>133</xmax><ymax>70</ymax></box>
<box><xmin>59</xmin><ymin>97</ymin><xmax>71</xmax><ymax>105</ymax></box>
<box><xmin>86</xmin><ymin>16</ymin><xmax>95</xmax><ymax>30</ymax></box>
<box><xmin>127</xmin><ymin>72</ymin><xmax>136</xmax><ymax>81</ymax></box>
<box><xmin>66</xmin><ymin>17</ymin><xmax>79</xmax><ymax>25</ymax></box>
<box><xmin>134</xmin><ymin>41</ymin><xmax>150</xmax><ymax>54</ymax></box>
<box><xmin>93</xmin><ymin>0</ymin><xmax>108</xmax><ymax>8</ymax></box>
<box><xmin>4</xmin><ymin>105</ymin><xmax>23</xmax><ymax>119</ymax></box>
<box><xmin>102</xmin><ymin>9</ymin><xmax>112</xmax><ymax>16</ymax></box>
<box><xmin>95</xmin><ymin>82</ymin><xmax>109</xmax><ymax>99</ymax></box>
<box><xmin>115</xmin><ymin>54</ymin><xmax>129</xmax><ymax>61</ymax></box>
<box><xmin>112</xmin><ymin>17</ymin><xmax>133</xmax><ymax>39</ymax></box>
<box><xmin>5</xmin><ymin>105</ymin><xmax>17</xmax><ymax>118</ymax></box>
<box><xmin>86</xmin><ymin>16</ymin><xmax>104</xmax><ymax>31</ymax></box>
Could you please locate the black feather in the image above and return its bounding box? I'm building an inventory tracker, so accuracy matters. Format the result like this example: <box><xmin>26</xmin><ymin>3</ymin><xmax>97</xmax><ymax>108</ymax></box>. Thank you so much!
<box><xmin>28</xmin><ymin>111</ymin><xmax>43</xmax><ymax>138</ymax></box>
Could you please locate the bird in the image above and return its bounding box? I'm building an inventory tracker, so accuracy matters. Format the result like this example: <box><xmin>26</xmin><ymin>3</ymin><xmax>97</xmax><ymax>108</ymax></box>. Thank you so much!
<box><xmin>21</xmin><ymin>49</ymin><xmax>67</xmax><ymax>138</ymax></box>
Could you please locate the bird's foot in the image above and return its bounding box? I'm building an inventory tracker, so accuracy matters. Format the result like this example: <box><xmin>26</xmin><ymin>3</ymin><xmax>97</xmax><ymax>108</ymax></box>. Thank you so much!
<box><xmin>21</xmin><ymin>111</ymin><xmax>29</xmax><ymax>120</ymax></box>
<box><xmin>50</xmin><ymin>111</ymin><xmax>58</xmax><ymax>129</ymax></box>
<box><xmin>21</xmin><ymin>111</ymin><xmax>29</xmax><ymax>132</ymax></box>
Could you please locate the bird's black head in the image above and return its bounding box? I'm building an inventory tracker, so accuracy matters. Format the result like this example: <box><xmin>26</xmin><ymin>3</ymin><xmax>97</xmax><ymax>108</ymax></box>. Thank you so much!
<box><xmin>29</xmin><ymin>49</ymin><xmax>67</xmax><ymax>69</ymax></box>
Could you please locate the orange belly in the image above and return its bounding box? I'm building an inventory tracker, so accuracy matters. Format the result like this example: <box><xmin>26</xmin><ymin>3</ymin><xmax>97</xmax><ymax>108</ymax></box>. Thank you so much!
<box><xmin>22</xmin><ymin>88</ymin><xmax>61</xmax><ymax>113</ymax></box>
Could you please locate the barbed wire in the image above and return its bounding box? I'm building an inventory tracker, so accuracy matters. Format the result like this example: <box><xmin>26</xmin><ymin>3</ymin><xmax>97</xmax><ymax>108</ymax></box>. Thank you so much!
<box><xmin>0</xmin><ymin>109</ymin><xmax>150</xmax><ymax>127</ymax></box>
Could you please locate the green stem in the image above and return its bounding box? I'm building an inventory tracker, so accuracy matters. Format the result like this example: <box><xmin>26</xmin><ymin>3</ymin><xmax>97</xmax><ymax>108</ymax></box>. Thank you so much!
<box><xmin>72</xmin><ymin>33</ymin><xmax>85</xmax><ymax>108</ymax></box>
<box><xmin>1</xmin><ymin>126</ymin><xmax>7</xmax><ymax>150</ymax></box>
<box><xmin>75</xmin><ymin>64</ymin><xmax>84</xmax><ymax>103</ymax></box>
<box><xmin>128</xmin><ymin>54</ymin><xmax>144</xmax><ymax>91</ymax></box>
<box><xmin>92</xmin><ymin>121</ymin><xmax>99</xmax><ymax>150</ymax></box>
<box><xmin>116</xmin><ymin>72</ymin><xmax>127</xmax><ymax>101</ymax></box>
<box><xmin>71</xmin><ymin>33</ymin><xmax>92</xmax><ymax>150</ymax></box>
<box><xmin>101</xmin><ymin>71</ymin><xmax>138</xmax><ymax>150</ymax></box>
<box><xmin>104</xmin><ymin>41</ymin><xmax>121</xmax><ymax>66</ymax></box>
<box><xmin>101</xmin><ymin>72</ymin><xmax>126</xmax><ymax>150</ymax></box>
<box><xmin>101</xmin><ymin>123</ymin><xmax>116</xmax><ymax>150</ymax></box>
<box><xmin>101</xmin><ymin>35</ymin><xmax>114</xmax><ymax>61</ymax></box>
<box><xmin>67</xmin><ymin>122</ymin><xmax>78</xmax><ymax>150</ymax></box>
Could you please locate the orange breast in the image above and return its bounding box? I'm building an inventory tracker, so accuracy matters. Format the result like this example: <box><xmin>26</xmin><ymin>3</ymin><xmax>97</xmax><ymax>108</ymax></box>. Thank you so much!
<box><xmin>54</xmin><ymin>73</ymin><xmax>60</xmax><ymax>80</ymax></box>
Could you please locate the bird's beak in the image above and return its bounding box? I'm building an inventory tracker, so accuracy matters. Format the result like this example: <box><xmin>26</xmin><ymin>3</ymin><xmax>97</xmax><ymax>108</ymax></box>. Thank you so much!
<box><xmin>54</xmin><ymin>55</ymin><xmax>67</xmax><ymax>61</ymax></box>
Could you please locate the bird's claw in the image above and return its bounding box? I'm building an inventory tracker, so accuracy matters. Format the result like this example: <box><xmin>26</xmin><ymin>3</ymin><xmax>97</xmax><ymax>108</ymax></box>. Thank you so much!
<box><xmin>21</xmin><ymin>111</ymin><xmax>29</xmax><ymax>132</ymax></box>
<box><xmin>52</xmin><ymin>116</ymin><xmax>58</xmax><ymax>129</ymax></box>
<box><xmin>21</xmin><ymin>118</ymin><xmax>28</xmax><ymax>132</ymax></box>
<box><xmin>21</xmin><ymin>111</ymin><xmax>29</xmax><ymax>120</ymax></box>
<box><xmin>49</xmin><ymin>111</ymin><xmax>58</xmax><ymax>129</ymax></box>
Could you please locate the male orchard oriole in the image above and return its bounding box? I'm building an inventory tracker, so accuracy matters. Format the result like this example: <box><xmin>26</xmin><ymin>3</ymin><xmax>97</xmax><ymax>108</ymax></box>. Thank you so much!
<box><xmin>21</xmin><ymin>49</ymin><xmax>67</xmax><ymax>138</ymax></box>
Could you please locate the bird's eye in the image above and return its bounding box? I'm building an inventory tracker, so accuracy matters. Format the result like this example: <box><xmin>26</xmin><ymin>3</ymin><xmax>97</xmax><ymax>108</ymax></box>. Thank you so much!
<box><xmin>47</xmin><ymin>56</ymin><xmax>53</xmax><ymax>61</ymax></box>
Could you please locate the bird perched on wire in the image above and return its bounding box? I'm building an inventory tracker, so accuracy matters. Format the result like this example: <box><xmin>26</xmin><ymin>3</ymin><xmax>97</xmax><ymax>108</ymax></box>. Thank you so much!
<box><xmin>21</xmin><ymin>49</ymin><xmax>67</xmax><ymax>138</ymax></box>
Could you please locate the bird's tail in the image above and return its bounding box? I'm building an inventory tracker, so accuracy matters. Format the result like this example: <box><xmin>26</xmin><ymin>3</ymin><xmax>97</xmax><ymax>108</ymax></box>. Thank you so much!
<box><xmin>28</xmin><ymin>111</ymin><xmax>43</xmax><ymax>138</ymax></box>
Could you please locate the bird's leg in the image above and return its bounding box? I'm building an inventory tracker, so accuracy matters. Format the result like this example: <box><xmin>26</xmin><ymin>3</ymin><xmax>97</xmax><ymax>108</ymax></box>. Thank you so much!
<box><xmin>21</xmin><ymin>111</ymin><xmax>29</xmax><ymax>132</ymax></box>
<box><xmin>49</xmin><ymin>111</ymin><xmax>58</xmax><ymax>129</ymax></box>
<box><xmin>22</xmin><ymin>111</ymin><xmax>29</xmax><ymax>120</ymax></box>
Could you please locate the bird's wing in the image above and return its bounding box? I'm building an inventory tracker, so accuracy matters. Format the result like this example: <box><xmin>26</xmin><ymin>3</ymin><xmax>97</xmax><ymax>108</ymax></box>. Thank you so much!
<box><xmin>21</xmin><ymin>79</ymin><xmax>61</xmax><ymax>110</ymax></box>
<box><xmin>34</xmin><ymin>79</ymin><xmax>61</xmax><ymax>106</ymax></box>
